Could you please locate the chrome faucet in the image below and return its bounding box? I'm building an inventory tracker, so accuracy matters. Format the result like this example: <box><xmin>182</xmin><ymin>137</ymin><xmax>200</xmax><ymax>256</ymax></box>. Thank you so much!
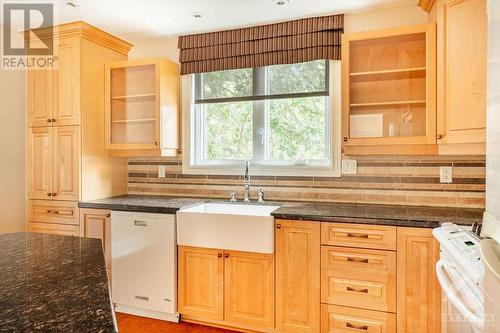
<box><xmin>243</xmin><ymin>160</ymin><xmax>250</xmax><ymax>202</ymax></box>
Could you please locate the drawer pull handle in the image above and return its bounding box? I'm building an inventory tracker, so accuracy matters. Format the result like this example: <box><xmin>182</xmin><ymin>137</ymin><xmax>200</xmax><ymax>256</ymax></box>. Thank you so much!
<box><xmin>134</xmin><ymin>220</ymin><xmax>147</xmax><ymax>227</ymax></box>
<box><xmin>347</xmin><ymin>232</ymin><xmax>369</xmax><ymax>239</ymax></box>
<box><xmin>346</xmin><ymin>322</ymin><xmax>368</xmax><ymax>331</ymax></box>
<box><xmin>134</xmin><ymin>295</ymin><xmax>149</xmax><ymax>301</ymax></box>
<box><xmin>346</xmin><ymin>286</ymin><xmax>369</xmax><ymax>293</ymax></box>
<box><xmin>334</xmin><ymin>231</ymin><xmax>383</xmax><ymax>240</ymax></box>
<box><xmin>346</xmin><ymin>257</ymin><xmax>369</xmax><ymax>263</ymax></box>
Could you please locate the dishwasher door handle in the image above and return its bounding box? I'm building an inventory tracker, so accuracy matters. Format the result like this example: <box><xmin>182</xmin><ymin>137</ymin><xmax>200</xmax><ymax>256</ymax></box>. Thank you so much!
<box><xmin>133</xmin><ymin>220</ymin><xmax>148</xmax><ymax>227</ymax></box>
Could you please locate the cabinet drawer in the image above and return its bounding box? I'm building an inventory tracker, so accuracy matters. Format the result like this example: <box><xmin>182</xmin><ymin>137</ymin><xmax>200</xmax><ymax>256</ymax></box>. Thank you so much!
<box><xmin>321</xmin><ymin>223</ymin><xmax>396</xmax><ymax>250</ymax></box>
<box><xmin>321</xmin><ymin>246</ymin><xmax>396</xmax><ymax>312</ymax></box>
<box><xmin>27</xmin><ymin>222</ymin><xmax>80</xmax><ymax>236</ymax></box>
<box><xmin>321</xmin><ymin>304</ymin><xmax>396</xmax><ymax>333</ymax></box>
<box><xmin>28</xmin><ymin>200</ymin><xmax>79</xmax><ymax>225</ymax></box>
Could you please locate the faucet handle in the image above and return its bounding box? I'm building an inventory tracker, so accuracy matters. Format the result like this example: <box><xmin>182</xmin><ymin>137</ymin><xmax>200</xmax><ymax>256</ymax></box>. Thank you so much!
<box><xmin>257</xmin><ymin>187</ymin><xmax>264</xmax><ymax>203</ymax></box>
<box><xmin>230</xmin><ymin>192</ymin><xmax>237</xmax><ymax>202</ymax></box>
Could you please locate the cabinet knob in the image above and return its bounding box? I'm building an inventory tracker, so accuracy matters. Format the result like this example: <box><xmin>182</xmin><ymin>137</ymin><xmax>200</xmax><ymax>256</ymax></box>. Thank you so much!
<box><xmin>105</xmin><ymin>213</ymin><xmax>111</xmax><ymax>218</ymax></box>
<box><xmin>47</xmin><ymin>119</ymin><xmax>52</xmax><ymax>123</ymax></box>
<box><xmin>217</xmin><ymin>253</ymin><xmax>223</xmax><ymax>258</ymax></box>
<box><xmin>155</xmin><ymin>142</ymin><xmax>158</xmax><ymax>146</ymax></box>
<box><xmin>436</xmin><ymin>134</ymin><xmax>442</xmax><ymax>139</ymax></box>
<box><xmin>276</xmin><ymin>224</ymin><xmax>281</xmax><ymax>229</ymax></box>
<box><xmin>224</xmin><ymin>253</ymin><xmax>229</xmax><ymax>258</ymax></box>
<box><xmin>52</xmin><ymin>193</ymin><xmax>57</xmax><ymax>197</ymax></box>
<box><xmin>47</xmin><ymin>192</ymin><xmax>52</xmax><ymax>197</ymax></box>
<box><xmin>51</xmin><ymin>119</ymin><xmax>56</xmax><ymax>123</ymax></box>
<box><xmin>343</xmin><ymin>137</ymin><xmax>348</xmax><ymax>142</ymax></box>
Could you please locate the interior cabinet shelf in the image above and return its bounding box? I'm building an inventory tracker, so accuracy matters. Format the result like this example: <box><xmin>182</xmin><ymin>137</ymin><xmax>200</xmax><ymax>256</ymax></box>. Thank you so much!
<box><xmin>111</xmin><ymin>93</ymin><xmax>156</xmax><ymax>102</ymax></box>
<box><xmin>350</xmin><ymin>100</ymin><xmax>426</xmax><ymax>108</ymax></box>
<box><xmin>350</xmin><ymin>67</ymin><xmax>426</xmax><ymax>81</ymax></box>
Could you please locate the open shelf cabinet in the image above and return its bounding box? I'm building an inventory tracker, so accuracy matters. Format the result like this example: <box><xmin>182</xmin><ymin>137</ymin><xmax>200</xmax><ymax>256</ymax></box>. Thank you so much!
<box><xmin>342</xmin><ymin>24</ymin><xmax>437</xmax><ymax>154</ymax></box>
<box><xmin>105</xmin><ymin>58</ymin><xmax>179</xmax><ymax>157</ymax></box>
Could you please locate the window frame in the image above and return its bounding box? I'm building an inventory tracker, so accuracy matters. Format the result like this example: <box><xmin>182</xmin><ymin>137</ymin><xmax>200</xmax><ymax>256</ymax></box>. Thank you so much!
<box><xmin>182</xmin><ymin>60</ymin><xmax>341</xmax><ymax>177</ymax></box>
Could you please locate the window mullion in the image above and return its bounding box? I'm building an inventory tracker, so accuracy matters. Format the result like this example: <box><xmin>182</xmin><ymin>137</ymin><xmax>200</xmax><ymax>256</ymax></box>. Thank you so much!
<box><xmin>253</xmin><ymin>67</ymin><xmax>266</xmax><ymax>161</ymax></box>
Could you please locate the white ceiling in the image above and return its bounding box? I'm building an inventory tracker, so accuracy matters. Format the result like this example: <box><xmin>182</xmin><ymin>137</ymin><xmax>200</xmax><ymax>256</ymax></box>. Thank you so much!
<box><xmin>4</xmin><ymin>0</ymin><xmax>416</xmax><ymax>43</ymax></box>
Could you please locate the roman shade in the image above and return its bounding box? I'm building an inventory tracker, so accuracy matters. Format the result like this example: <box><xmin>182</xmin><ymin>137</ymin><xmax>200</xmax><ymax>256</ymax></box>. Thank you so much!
<box><xmin>178</xmin><ymin>14</ymin><xmax>344</xmax><ymax>75</ymax></box>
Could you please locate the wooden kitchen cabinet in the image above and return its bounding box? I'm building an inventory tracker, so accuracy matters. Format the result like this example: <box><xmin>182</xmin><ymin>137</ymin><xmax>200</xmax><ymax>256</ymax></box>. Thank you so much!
<box><xmin>28</xmin><ymin>126</ymin><xmax>80</xmax><ymax>201</ymax></box>
<box><xmin>27</xmin><ymin>127</ymin><xmax>52</xmax><ymax>200</ymax></box>
<box><xmin>275</xmin><ymin>220</ymin><xmax>320</xmax><ymax>333</ymax></box>
<box><xmin>27</xmin><ymin>221</ymin><xmax>80</xmax><ymax>236</ymax></box>
<box><xmin>397</xmin><ymin>227</ymin><xmax>441</xmax><ymax>333</ymax></box>
<box><xmin>27</xmin><ymin>37</ymin><xmax>81</xmax><ymax>127</ymax></box>
<box><xmin>224</xmin><ymin>250</ymin><xmax>274</xmax><ymax>329</ymax></box>
<box><xmin>436</xmin><ymin>0</ymin><xmax>487</xmax><ymax>154</ymax></box>
<box><xmin>80</xmin><ymin>209</ymin><xmax>112</xmax><ymax>277</ymax></box>
<box><xmin>52</xmin><ymin>126</ymin><xmax>80</xmax><ymax>201</ymax></box>
<box><xmin>27</xmin><ymin>69</ymin><xmax>55</xmax><ymax>127</ymax></box>
<box><xmin>178</xmin><ymin>246</ymin><xmax>224</xmax><ymax>321</ymax></box>
<box><xmin>342</xmin><ymin>24</ymin><xmax>437</xmax><ymax>155</ymax></box>
<box><xmin>25</xmin><ymin>21</ymin><xmax>131</xmax><ymax>236</ymax></box>
<box><xmin>104</xmin><ymin>58</ymin><xmax>179</xmax><ymax>157</ymax></box>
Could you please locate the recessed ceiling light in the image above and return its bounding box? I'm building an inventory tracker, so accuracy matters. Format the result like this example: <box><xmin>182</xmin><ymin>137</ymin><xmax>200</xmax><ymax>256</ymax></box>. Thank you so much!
<box><xmin>274</xmin><ymin>0</ymin><xmax>289</xmax><ymax>5</ymax></box>
<box><xmin>63</xmin><ymin>0</ymin><xmax>79</xmax><ymax>7</ymax></box>
<box><xmin>191</xmin><ymin>12</ymin><xmax>203</xmax><ymax>18</ymax></box>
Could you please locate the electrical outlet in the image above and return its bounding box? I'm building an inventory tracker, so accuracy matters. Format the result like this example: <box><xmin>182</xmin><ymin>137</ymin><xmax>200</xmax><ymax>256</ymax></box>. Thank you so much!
<box><xmin>440</xmin><ymin>166</ymin><xmax>453</xmax><ymax>183</ymax></box>
<box><xmin>158</xmin><ymin>165</ymin><xmax>166</xmax><ymax>178</ymax></box>
<box><xmin>342</xmin><ymin>159</ymin><xmax>357</xmax><ymax>175</ymax></box>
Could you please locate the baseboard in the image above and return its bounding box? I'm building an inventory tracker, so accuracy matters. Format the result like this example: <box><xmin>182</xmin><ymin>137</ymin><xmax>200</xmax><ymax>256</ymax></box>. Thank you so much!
<box><xmin>115</xmin><ymin>304</ymin><xmax>179</xmax><ymax>323</ymax></box>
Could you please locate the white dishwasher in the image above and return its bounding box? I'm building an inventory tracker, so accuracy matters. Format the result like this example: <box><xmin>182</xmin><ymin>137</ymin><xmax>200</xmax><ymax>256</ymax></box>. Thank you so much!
<box><xmin>111</xmin><ymin>211</ymin><xmax>179</xmax><ymax>322</ymax></box>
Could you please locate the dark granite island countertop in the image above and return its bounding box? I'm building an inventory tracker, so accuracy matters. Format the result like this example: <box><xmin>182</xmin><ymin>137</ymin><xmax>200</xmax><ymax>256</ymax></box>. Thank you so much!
<box><xmin>0</xmin><ymin>233</ymin><xmax>116</xmax><ymax>332</ymax></box>
<box><xmin>80</xmin><ymin>195</ymin><xmax>484</xmax><ymax>228</ymax></box>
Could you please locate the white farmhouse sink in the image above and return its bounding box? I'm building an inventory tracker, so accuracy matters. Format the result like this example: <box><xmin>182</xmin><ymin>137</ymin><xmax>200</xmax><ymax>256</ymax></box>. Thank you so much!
<box><xmin>176</xmin><ymin>203</ymin><xmax>280</xmax><ymax>254</ymax></box>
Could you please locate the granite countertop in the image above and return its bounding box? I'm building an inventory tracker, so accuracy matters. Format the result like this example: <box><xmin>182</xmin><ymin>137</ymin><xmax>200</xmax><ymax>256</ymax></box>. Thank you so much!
<box><xmin>0</xmin><ymin>233</ymin><xmax>116</xmax><ymax>332</ymax></box>
<box><xmin>271</xmin><ymin>202</ymin><xmax>484</xmax><ymax>228</ymax></box>
<box><xmin>79</xmin><ymin>195</ymin><xmax>484</xmax><ymax>228</ymax></box>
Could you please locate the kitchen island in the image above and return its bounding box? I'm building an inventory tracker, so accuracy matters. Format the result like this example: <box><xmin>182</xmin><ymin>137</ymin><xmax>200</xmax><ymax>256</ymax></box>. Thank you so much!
<box><xmin>0</xmin><ymin>232</ymin><xmax>116</xmax><ymax>332</ymax></box>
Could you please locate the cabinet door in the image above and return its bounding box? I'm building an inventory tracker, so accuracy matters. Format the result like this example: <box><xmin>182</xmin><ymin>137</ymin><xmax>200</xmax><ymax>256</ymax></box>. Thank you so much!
<box><xmin>52</xmin><ymin>126</ymin><xmax>80</xmax><ymax>201</ymax></box>
<box><xmin>178</xmin><ymin>246</ymin><xmax>224</xmax><ymax>320</ymax></box>
<box><xmin>276</xmin><ymin>220</ymin><xmax>320</xmax><ymax>333</ymax></box>
<box><xmin>224</xmin><ymin>250</ymin><xmax>274</xmax><ymax>329</ymax></box>
<box><xmin>27</xmin><ymin>69</ymin><xmax>54</xmax><ymax>127</ymax></box>
<box><xmin>28</xmin><ymin>127</ymin><xmax>53</xmax><ymax>199</ymax></box>
<box><xmin>53</xmin><ymin>37</ymin><xmax>81</xmax><ymax>126</ymax></box>
<box><xmin>27</xmin><ymin>221</ymin><xmax>79</xmax><ymax>236</ymax></box>
<box><xmin>397</xmin><ymin>227</ymin><xmax>441</xmax><ymax>333</ymax></box>
<box><xmin>80</xmin><ymin>209</ymin><xmax>111</xmax><ymax>276</ymax></box>
<box><xmin>437</xmin><ymin>0</ymin><xmax>487</xmax><ymax>145</ymax></box>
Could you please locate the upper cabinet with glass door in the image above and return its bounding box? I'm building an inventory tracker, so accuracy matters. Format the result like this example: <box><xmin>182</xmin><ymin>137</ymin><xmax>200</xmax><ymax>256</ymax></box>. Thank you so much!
<box><xmin>342</xmin><ymin>24</ymin><xmax>437</xmax><ymax>155</ymax></box>
<box><xmin>105</xmin><ymin>58</ymin><xmax>179</xmax><ymax>157</ymax></box>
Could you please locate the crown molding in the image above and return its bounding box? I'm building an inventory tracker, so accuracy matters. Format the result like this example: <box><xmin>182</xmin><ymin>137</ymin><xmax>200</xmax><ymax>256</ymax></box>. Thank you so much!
<box><xmin>24</xmin><ymin>21</ymin><xmax>133</xmax><ymax>55</ymax></box>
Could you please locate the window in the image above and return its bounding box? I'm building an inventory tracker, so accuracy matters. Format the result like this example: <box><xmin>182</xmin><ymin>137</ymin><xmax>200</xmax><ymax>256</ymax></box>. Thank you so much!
<box><xmin>182</xmin><ymin>60</ymin><xmax>341</xmax><ymax>176</ymax></box>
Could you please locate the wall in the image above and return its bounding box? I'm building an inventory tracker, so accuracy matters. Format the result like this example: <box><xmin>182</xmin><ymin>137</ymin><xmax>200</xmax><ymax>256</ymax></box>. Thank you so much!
<box><xmin>126</xmin><ymin>4</ymin><xmax>485</xmax><ymax>209</ymax></box>
<box><xmin>0</xmin><ymin>27</ymin><xmax>26</xmax><ymax>232</ymax></box>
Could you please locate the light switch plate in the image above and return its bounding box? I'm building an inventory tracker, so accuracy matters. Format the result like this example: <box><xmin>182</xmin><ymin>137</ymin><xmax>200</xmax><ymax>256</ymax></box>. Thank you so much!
<box><xmin>158</xmin><ymin>165</ymin><xmax>166</xmax><ymax>178</ymax></box>
<box><xmin>342</xmin><ymin>159</ymin><xmax>357</xmax><ymax>175</ymax></box>
<box><xmin>440</xmin><ymin>166</ymin><xmax>453</xmax><ymax>183</ymax></box>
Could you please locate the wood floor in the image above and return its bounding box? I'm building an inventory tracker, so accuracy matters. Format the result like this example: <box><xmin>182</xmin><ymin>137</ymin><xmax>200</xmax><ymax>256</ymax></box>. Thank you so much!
<box><xmin>116</xmin><ymin>313</ymin><xmax>238</xmax><ymax>333</ymax></box>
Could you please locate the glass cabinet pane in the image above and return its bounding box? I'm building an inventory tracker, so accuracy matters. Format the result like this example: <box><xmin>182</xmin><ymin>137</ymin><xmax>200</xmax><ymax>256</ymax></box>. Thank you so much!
<box><xmin>109</xmin><ymin>64</ymin><xmax>157</xmax><ymax>145</ymax></box>
<box><xmin>347</xmin><ymin>32</ymin><xmax>428</xmax><ymax>139</ymax></box>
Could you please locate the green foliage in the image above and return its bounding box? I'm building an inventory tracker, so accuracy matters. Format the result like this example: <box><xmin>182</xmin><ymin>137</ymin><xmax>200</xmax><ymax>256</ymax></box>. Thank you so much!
<box><xmin>202</xmin><ymin>68</ymin><xmax>252</xmax><ymax>99</ymax></box>
<box><xmin>201</xmin><ymin>60</ymin><xmax>328</xmax><ymax>161</ymax></box>
<box><xmin>204</xmin><ymin>102</ymin><xmax>253</xmax><ymax>160</ymax></box>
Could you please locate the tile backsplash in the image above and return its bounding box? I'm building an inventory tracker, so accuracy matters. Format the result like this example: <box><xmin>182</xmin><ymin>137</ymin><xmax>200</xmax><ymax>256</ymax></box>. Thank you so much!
<box><xmin>128</xmin><ymin>155</ymin><xmax>485</xmax><ymax>208</ymax></box>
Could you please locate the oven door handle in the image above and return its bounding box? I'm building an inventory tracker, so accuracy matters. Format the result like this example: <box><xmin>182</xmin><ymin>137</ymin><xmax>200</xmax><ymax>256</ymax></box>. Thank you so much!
<box><xmin>435</xmin><ymin>260</ymin><xmax>484</xmax><ymax>330</ymax></box>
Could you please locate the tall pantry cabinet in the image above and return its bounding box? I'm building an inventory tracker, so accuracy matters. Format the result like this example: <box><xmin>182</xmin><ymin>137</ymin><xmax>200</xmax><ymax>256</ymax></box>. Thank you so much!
<box><xmin>26</xmin><ymin>22</ymin><xmax>132</xmax><ymax>235</ymax></box>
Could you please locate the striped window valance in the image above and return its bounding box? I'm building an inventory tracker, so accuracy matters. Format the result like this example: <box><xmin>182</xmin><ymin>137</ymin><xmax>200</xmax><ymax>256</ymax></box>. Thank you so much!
<box><xmin>178</xmin><ymin>14</ymin><xmax>344</xmax><ymax>75</ymax></box>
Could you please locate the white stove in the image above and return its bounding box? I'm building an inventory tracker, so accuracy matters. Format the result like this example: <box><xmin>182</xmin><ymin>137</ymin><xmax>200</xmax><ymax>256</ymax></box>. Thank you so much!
<box><xmin>433</xmin><ymin>223</ymin><xmax>485</xmax><ymax>333</ymax></box>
